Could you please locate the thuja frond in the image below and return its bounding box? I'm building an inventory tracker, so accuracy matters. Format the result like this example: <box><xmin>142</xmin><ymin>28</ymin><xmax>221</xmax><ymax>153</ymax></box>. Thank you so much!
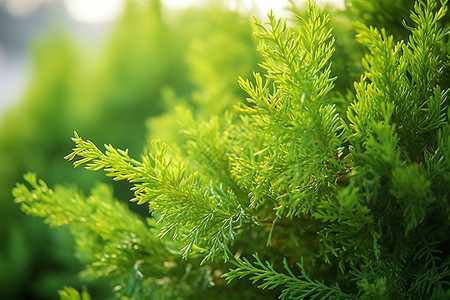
<box><xmin>12</xmin><ymin>173</ymin><xmax>178</xmax><ymax>299</ymax></box>
<box><xmin>402</xmin><ymin>236</ymin><xmax>450</xmax><ymax>298</ymax></box>
<box><xmin>58</xmin><ymin>286</ymin><xmax>91</xmax><ymax>300</ymax></box>
<box><xmin>223</xmin><ymin>253</ymin><xmax>352</xmax><ymax>299</ymax></box>
<box><xmin>313</xmin><ymin>185</ymin><xmax>380</xmax><ymax>272</ymax></box>
<box><xmin>182</xmin><ymin>114</ymin><xmax>249</xmax><ymax>202</ymax></box>
<box><xmin>344</xmin><ymin>0</ymin><xmax>449</xmax><ymax>237</ymax></box>
<box><xmin>390</xmin><ymin>164</ymin><xmax>433</xmax><ymax>233</ymax></box>
<box><xmin>410</xmin><ymin>261</ymin><xmax>450</xmax><ymax>300</ymax></box>
<box><xmin>348</xmin><ymin>0</ymin><xmax>449</xmax><ymax>156</ymax></box>
<box><xmin>65</xmin><ymin>132</ymin><xmax>251</xmax><ymax>262</ymax></box>
<box><xmin>233</xmin><ymin>0</ymin><xmax>345</xmax><ymax>217</ymax></box>
<box><xmin>400</xmin><ymin>0</ymin><xmax>449</xmax><ymax>150</ymax></box>
<box><xmin>337</xmin><ymin>2</ymin><xmax>449</xmax><ymax>298</ymax></box>
<box><xmin>352</xmin><ymin>261</ymin><xmax>404</xmax><ymax>299</ymax></box>
<box><xmin>348</xmin><ymin>23</ymin><xmax>404</xmax><ymax>141</ymax></box>
<box><xmin>252</xmin><ymin>0</ymin><xmax>335</xmax><ymax>101</ymax></box>
<box><xmin>403</xmin><ymin>0</ymin><xmax>448</xmax><ymax>92</ymax></box>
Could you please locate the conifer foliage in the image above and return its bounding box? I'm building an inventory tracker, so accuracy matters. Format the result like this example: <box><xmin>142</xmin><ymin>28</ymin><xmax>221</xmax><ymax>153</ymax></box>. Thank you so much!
<box><xmin>13</xmin><ymin>0</ymin><xmax>449</xmax><ymax>299</ymax></box>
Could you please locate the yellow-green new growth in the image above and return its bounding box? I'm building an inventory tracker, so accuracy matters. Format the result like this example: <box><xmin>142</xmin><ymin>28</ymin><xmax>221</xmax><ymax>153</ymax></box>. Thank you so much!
<box><xmin>65</xmin><ymin>132</ymin><xmax>251</xmax><ymax>263</ymax></box>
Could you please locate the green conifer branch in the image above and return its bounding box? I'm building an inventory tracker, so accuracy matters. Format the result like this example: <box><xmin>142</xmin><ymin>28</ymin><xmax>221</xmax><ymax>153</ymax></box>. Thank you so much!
<box><xmin>234</xmin><ymin>0</ymin><xmax>344</xmax><ymax>218</ymax></box>
<box><xmin>181</xmin><ymin>115</ymin><xmax>250</xmax><ymax>203</ymax></box>
<box><xmin>58</xmin><ymin>286</ymin><xmax>91</xmax><ymax>300</ymax></box>
<box><xmin>12</xmin><ymin>173</ymin><xmax>184</xmax><ymax>298</ymax></box>
<box><xmin>349</xmin><ymin>0</ymin><xmax>449</xmax><ymax>155</ymax></box>
<box><xmin>313</xmin><ymin>185</ymin><xmax>380</xmax><ymax>272</ymax></box>
<box><xmin>65</xmin><ymin>132</ymin><xmax>251</xmax><ymax>262</ymax></box>
<box><xmin>223</xmin><ymin>253</ymin><xmax>353</xmax><ymax>299</ymax></box>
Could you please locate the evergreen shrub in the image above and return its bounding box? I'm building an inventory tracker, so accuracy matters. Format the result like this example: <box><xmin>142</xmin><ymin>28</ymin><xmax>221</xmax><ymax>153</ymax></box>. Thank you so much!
<box><xmin>13</xmin><ymin>0</ymin><xmax>450</xmax><ymax>299</ymax></box>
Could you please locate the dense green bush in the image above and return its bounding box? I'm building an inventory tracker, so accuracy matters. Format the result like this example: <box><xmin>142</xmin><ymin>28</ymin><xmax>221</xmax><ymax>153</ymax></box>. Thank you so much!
<box><xmin>10</xmin><ymin>0</ymin><xmax>450</xmax><ymax>299</ymax></box>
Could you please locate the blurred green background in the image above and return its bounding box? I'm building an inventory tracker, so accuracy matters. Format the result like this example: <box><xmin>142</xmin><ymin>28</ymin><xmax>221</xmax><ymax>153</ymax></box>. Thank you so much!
<box><xmin>0</xmin><ymin>0</ymin><xmax>364</xmax><ymax>298</ymax></box>
<box><xmin>0</xmin><ymin>0</ymin><xmax>262</xmax><ymax>298</ymax></box>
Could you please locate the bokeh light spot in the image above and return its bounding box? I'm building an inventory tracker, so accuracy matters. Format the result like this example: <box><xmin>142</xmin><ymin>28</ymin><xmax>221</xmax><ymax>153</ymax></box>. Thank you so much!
<box><xmin>64</xmin><ymin>0</ymin><xmax>125</xmax><ymax>24</ymax></box>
